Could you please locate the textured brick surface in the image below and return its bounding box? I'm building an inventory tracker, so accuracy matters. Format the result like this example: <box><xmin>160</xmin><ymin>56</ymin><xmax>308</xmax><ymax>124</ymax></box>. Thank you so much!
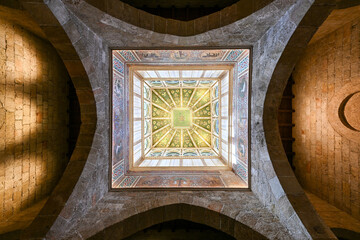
<box><xmin>0</xmin><ymin>17</ymin><xmax>69</xmax><ymax>224</ymax></box>
<box><xmin>310</xmin><ymin>5</ymin><xmax>360</xmax><ymax>44</ymax></box>
<box><xmin>293</xmin><ymin>17</ymin><xmax>360</xmax><ymax>220</ymax></box>
<box><xmin>306</xmin><ymin>191</ymin><xmax>360</xmax><ymax>233</ymax></box>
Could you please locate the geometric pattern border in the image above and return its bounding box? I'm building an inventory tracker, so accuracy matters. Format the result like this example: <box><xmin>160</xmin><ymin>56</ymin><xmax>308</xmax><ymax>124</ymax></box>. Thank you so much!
<box><xmin>111</xmin><ymin>49</ymin><xmax>250</xmax><ymax>189</ymax></box>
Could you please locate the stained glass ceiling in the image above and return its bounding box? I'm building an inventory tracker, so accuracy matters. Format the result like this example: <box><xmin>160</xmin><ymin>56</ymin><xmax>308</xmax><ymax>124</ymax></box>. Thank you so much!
<box><xmin>112</xmin><ymin>49</ymin><xmax>250</xmax><ymax>188</ymax></box>
<box><xmin>134</xmin><ymin>69</ymin><xmax>228</xmax><ymax>164</ymax></box>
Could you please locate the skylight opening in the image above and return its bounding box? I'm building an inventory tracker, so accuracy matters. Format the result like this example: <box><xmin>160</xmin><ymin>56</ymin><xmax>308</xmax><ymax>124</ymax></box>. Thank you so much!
<box><xmin>111</xmin><ymin>49</ymin><xmax>249</xmax><ymax>188</ymax></box>
<box><xmin>129</xmin><ymin>66</ymin><xmax>233</xmax><ymax>171</ymax></box>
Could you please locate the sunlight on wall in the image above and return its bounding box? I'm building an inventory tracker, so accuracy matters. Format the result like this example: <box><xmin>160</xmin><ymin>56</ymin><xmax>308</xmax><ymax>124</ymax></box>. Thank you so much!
<box><xmin>293</xmin><ymin>16</ymin><xmax>360</xmax><ymax>220</ymax></box>
<box><xmin>0</xmin><ymin>17</ymin><xmax>69</xmax><ymax>224</ymax></box>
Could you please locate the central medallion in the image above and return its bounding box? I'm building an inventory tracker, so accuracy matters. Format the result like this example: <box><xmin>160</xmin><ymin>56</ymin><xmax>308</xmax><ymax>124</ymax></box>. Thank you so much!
<box><xmin>172</xmin><ymin>108</ymin><xmax>191</xmax><ymax>128</ymax></box>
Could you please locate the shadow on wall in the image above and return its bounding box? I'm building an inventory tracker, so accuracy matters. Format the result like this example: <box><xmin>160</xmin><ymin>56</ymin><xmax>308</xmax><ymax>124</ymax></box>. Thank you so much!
<box><xmin>332</xmin><ymin>228</ymin><xmax>360</xmax><ymax>240</ymax></box>
<box><xmin>120</xmin><ymin>0</ymin><xmax>239</xmax><ymax>21</ymax></box>
<box><xmin>123</xmin><ymin>219</ymin><xmax>235</xmax><ymax>240</ymax></box>
<box><xmin>0</xmin><ymin>16</ymin><xmax>70</xmax><ymax>233</ymax></box>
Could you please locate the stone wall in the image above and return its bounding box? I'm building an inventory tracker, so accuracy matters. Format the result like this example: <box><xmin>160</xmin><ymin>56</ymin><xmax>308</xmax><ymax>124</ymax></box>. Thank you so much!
<box><xmin>0</xmin><ymin>17</ymin><xmax>69</xmax><ymax>221</ymax></box>
<box><xmin>293</xmin><ymin>17</ymin><xmax>360</xmax><ymax>220</ymax></box>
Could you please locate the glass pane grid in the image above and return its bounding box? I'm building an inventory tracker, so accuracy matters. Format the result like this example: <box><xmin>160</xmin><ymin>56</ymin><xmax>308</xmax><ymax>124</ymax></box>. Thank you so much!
<box><xmin>133</xmin><ymin>70</ymin><xmax>229</xmax><ymax>162</ymax></box>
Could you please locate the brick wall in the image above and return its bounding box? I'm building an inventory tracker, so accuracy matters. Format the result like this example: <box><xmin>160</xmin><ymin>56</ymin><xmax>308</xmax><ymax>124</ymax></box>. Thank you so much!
<box><xmin>0</xmin><ymin>18</ymin><xmax>69</xmax><ymax>220</ymax></box>
<box><xmin>293</xmin><ymin>17</ymin><xmax>360</xmax><ymax>220</ymax></box>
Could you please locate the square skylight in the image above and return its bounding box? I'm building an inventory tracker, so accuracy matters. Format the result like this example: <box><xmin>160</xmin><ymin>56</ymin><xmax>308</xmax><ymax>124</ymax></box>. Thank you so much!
<box><xmin>130</xmin><ymin>66</ymin><xmax>230</xmax><ymax>169</ymax></box>
<box><xmin>111</xmin><ymin>49</ymin><xmax>250</xmax><ymax>189</ymax></box>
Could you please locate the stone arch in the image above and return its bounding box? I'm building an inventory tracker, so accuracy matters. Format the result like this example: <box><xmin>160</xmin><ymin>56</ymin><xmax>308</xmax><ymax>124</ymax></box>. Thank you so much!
<box><xmin>19</xmin><ymin>0</ymin><xmax>333</xmax><ymax>238</ymax></box>
<box><xmin>88</xmin><ymin>203</ymin><xmax>267</xmax><ymax>240</ymax></box>
<box><xmin>16</xmin><ymin>0</ymin><xmax>97</xmax><ymax>238</ymax></box>
<box><xmin>8</xmin><ymin>0</ymin><xmax>356</xmax><ymax>239</ymax></box>
<box><xmin>262</xmin><ymin>0</ymin><xmax>359</xmax><ymax>238</ymax></box>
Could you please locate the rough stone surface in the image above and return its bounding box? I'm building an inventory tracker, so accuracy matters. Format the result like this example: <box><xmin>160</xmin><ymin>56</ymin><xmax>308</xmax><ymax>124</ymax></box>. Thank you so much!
<box><xmin>84</xmin><ymin>0</ymin><xmax>274</xmax><ymax>36</ymax></box>
<box><xmin>14</xmin><ymin>0</ymin><xmax>342</xmax><ymax>239</ymax></box>
<box><xmin>85</xmin><ymin>192</ymin><xmax>286</xmax><ymax>240</ymax></box>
